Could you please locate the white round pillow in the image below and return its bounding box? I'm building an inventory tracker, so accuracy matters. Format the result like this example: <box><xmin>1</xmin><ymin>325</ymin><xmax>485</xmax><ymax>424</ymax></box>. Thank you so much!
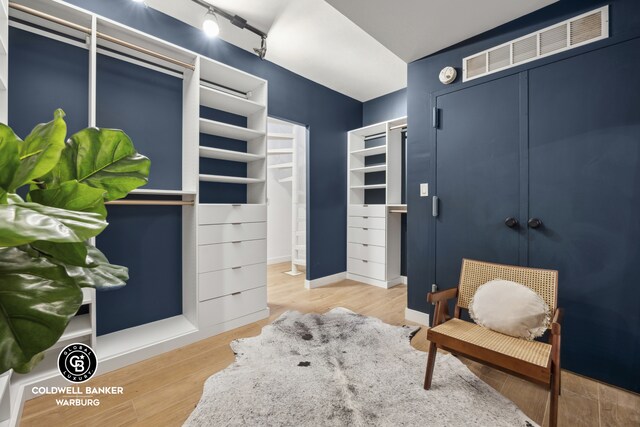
<box><xmin>469</xmin><ymin>279</ymin><xmax>550</xmax><ymax>340</ymax></box>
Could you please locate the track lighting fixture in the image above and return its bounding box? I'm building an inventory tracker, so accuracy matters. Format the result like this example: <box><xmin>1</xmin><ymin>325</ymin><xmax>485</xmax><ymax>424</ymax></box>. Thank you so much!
<box><xmin>254</xmin><ymin>37</ymin><xmax>267</xmax><ymax>60</ymax></box>
<box><xmin>189</xmin><ymin>0</ymin><xmax>268</xmax><ymax>59</ymax></box>
<box><xmin>202</xmin><ymin>10</ymin><xmax>220</xmax><ymax>38</ymax></box>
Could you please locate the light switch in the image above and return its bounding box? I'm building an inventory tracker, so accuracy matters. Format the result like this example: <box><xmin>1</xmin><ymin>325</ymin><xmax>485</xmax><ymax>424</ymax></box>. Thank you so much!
<box><xmin>420</xmin><ymin>183</ymin><xmax>429</xmax><ymax>197</ymax></box>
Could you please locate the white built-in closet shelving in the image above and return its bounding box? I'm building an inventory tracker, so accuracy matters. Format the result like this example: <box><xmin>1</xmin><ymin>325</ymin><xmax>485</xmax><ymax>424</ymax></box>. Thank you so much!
<box><xmin>347</xmin><ymin>117</ymin><xmax>406</xmax><ymax>289</ymax></box>
<box><xmin>0</xmin><ymin>0</ymin><xmax>269</xmax><ymax>425</ymax></box>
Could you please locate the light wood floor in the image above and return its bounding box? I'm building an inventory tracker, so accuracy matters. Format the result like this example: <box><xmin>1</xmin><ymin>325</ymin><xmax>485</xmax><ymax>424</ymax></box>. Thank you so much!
<box><xmin>21</xmin><ymin>263</ymin><xmax>639</xmax><ymax>426</ymax></box>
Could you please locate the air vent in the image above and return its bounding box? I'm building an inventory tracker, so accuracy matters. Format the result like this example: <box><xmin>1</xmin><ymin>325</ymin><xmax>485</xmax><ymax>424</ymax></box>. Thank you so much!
<box><xmin>463</xmin><ymin>6</ymin><xmax>608</xmax><ymax>82</ymax></box>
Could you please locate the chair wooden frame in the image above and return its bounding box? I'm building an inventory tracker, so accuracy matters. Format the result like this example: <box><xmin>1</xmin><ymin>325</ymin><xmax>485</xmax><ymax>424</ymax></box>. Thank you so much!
<box><xmin>424</xmin><ymin>259</ymin><xmax>562</xmax><ymax>427</ymax></box>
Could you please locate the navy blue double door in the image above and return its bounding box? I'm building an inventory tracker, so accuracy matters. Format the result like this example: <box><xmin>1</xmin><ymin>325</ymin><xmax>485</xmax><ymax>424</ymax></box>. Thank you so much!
<box><xmin>432</xmin><ymin>38</ymin><xmax>640</xmax><ymax>392</ymax></box>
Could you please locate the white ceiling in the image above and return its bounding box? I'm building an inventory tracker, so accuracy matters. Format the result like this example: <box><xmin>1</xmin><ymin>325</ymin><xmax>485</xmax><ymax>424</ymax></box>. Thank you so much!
<box><xmin>144</xmin><ymin>0</ymin><xmax>407</xmax><ymax>102</ymax></box>
<box><xmin>143</xmin><ymin>0</ymin><xmax>557</xmax><ymax>101</ymax></box>
<box><xmin>326</xmin><ymin>0</ymin><xmax>558</xmax><ymax>63</ymax></box>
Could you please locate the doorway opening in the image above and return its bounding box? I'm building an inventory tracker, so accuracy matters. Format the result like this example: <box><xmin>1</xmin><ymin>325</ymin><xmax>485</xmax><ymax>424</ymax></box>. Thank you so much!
<box><xmin>266</xmin><ymin>117</ymin><xmax>308</xmax><ymax>277</ymax></box>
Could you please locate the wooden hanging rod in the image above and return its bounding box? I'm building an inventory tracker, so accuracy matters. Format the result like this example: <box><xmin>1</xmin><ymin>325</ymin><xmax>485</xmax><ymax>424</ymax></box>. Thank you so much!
<box><xmin>389</xmin><ymin>123</ymin><xmax>407</xmax><ymax>131</ymax></box>
<box><xmin>105</xmin><ymin>200</ymin><xmax>195</xmax><ymax>206</ymax></box>
<box><xmin>8</xmin><ymin>2</ymin><xmax>196</xmax><ymax>71</ymax></box>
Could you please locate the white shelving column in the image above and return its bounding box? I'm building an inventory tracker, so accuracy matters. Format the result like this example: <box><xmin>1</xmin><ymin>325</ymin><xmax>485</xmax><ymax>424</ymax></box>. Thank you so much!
<box><xmin>196</xmin><ymin>57</ymin><xmax>269</xmax><ymax>332</ymax></box>
<box><xmin>346</xmin><ymin>117</ymin><xmax>406</xmax><ymax>289</ymax></box>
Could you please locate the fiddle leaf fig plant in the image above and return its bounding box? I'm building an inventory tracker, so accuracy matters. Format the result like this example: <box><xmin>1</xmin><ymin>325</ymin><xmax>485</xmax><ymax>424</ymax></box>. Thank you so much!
<box><xmin>0</xmin><ymin>109</ymin><xmax>150</xmax><ymax>374</ymax></box>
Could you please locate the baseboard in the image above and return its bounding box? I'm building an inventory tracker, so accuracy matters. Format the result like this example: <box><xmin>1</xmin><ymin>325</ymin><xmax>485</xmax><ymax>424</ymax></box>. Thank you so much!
<box><xmin>267</xmin><ymin>255</ymin><xmax>291</xmax><ymax>265</ymax></box>
<box><xmin>401</xmin><ymin>275</ymin><xmax>408</xmax><ymax>285</ymax></box>
<box><xmin>346</xmin><ymin>273</ymin><xmax>403</xmax><ymax>289</ymax></box>
<box><xmin>405</xmin><ymin>308</ymin><xmax>430</xmax><ymax>326</ymax></box>
<box><xmin>305</xmin><ymin>271</ymin><xmax>346</xmax><ymax>289</ymax></box>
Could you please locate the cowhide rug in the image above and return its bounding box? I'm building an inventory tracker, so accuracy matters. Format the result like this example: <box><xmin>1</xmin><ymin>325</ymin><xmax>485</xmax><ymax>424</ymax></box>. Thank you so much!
<box><xmin>185</xmin><ymin>308</ymin><xmax>536</xmax><ymax>426</ymax></box>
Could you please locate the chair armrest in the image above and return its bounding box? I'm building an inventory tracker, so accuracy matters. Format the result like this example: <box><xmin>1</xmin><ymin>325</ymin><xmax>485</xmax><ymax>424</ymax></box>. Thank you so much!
<box><xmin>427</xmin><ymin>288</ymin><xmax>458</xmax><ymax>304</ymax></box>
<box><xmin>551</xmin><ymin>308</ymin><xmax>563</xmax><ymax>335</ymax></box>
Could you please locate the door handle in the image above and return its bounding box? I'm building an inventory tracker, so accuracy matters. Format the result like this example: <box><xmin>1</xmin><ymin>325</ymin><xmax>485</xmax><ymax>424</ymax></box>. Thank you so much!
<box><xmin>528</xmin><ymin>218</ymin><xmax>543</xmax><ymax>229</ymax></box>
<box><xmin>504</xmin><ymin>217</ymin><xmax>519</xmax><ymax>228</ymax></box>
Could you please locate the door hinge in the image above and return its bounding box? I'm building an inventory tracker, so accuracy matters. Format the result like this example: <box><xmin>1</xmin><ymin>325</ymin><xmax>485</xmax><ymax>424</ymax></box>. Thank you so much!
<box><xmin>432</xmin><ymin>107</ymin><xmax>440</xmax><ymax>128</ymax></box>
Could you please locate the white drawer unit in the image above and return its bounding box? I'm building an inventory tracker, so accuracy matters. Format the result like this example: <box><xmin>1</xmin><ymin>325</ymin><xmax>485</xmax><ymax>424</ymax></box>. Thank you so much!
<box><xmin>348</xmin><ymin>204</ymin><xmax>386</xmax><ymax>218</ymax></box>
<box><xmin>199</xmin><ymin>263</ymin><xmax>267</xmax><ymax>301</ymax></box>
<box><xmin>348</xmin><ymin>227</ymin><xmax>386</xmax><ymax>246</ymax></box>
<box><xmin>198</xmin><ymin>239</ymin><xmax>266</xmax><ymax>273</ymax></box>
<box><xmin>199</xmin><ymin>286</ymin><xmax>267</xmax><ymax>327</ymax></box>
<box><xmin>348</xmin><ymin>216</ymin><xmax>386</xmax><ymax>230</ymax></box>
<box><xmin>199</xmin><ymin>222</ymin><xmax>267</xmax><ymax>245</ymax></box>
<box><xmin>347</xmin><ymin>258</ymin><xmax>386</xmax><ymax>281</ymax></box>
<box><xmin>199</xmin><ymin>204</ymin><xmax>267</xmax><ymax>225</ymax></box>
<box><xmin>347</xmin><ymin>242</ymin><xmax>386</xmax><ymax>264</ymax></box>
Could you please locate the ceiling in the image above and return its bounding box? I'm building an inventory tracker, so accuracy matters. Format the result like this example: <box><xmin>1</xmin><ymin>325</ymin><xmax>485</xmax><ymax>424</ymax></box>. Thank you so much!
<box><xmin>144</xmin><ymin>0</ymin><xmax>406</xmax><ymax>102</ymax></box>
<box><xmin>326</xmin><ymin>0</ymin><xmax>558</xmax><ymax>63</ymax></box>
<box><xmin>143</xmin><ymin>0</ymin><xmax>557</xmax><ymax>102</ymax></box>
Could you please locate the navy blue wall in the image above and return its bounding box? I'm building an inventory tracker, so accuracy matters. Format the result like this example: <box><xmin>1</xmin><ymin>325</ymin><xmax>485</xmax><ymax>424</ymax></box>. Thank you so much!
<box><xmin>66</xmin><ymin>0</ymin><xmax>363</xmax><ymax>282</ymax></box>
<box><xmin>8</xmin><ymin>28</ymin><xmax>88</xmax><ymax>137</ymax></box>
<box><xmin>407</xmin><ymin>0</ymin><xmax>640</xmax><ymax>391</ymax></box>
<box><xmin>362</xmin><ymin>88</ymin><xmax>407</xmax><ymax>127</ymax></box>
<box><xmin>96</xmin><ymin>205</ymin><xmax>183</xmax><ymax>335</ymax></box>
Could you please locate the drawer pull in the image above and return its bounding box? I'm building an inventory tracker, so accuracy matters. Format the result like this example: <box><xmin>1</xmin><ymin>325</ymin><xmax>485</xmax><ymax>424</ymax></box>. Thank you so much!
<box><xmin>363</xmin><ymin>216</ymin><xmax>369</xmax><ymax>219</ymax></box>
<box><xmin>231</xmin><ymin>222</ymin><xmax>242</xmax><ymax>225</ymax></box>
<box><xmin>231</xmin><ymin>292</ymin><xmax>242</xmax><ymax>296</ymax></box>
<box><xmin>362</xmin><ymin>244</ymin><xmax>369</xmax><ymax>247</ymax></box>
<box><xmin>232</xmin><ymin>240</ymin><xmax>241</xmax><ymax>244</ymax></box>
<box><xmin>232</xmin><ymin>204</ymin><xmax>242</xmax><ymax>207</ymax></box>
<box><xmin>362</xmin><ymin>259</ymin><xmax>368</xmax><ymax>263</ymax></box>
<box><xmin>363</xmin><ymin>228</ymin><xmax>368</xmax><ymax>231</ymax></box>
<box><xmin>232</xmin><ymin>266</ymin><xmax>242</xmax><ymax>270</ymax></box>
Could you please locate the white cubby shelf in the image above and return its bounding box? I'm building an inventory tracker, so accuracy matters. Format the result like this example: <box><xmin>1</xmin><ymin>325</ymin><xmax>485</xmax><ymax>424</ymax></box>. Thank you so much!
<box><xmin>199</xmin><ymin>146</ymin><xmax>264</xmax><ymax>163</ymax></box>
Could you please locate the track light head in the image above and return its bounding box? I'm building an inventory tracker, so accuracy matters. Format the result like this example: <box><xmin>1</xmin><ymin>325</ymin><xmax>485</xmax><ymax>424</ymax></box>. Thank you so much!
<box><xmin>202</xmin><ymin>10</ymin><xmax>220</xmax><ymax>38</ymax></box>
<box><xmin>253</xmin><ymin>36</ymin><xmax>267</xmax><ymax>60</ymax></box>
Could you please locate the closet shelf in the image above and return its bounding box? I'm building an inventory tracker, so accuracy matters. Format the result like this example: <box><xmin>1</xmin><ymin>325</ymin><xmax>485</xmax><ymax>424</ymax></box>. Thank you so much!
<box><xmin>267</xmin><ymin>148</ymin><xmax>293</xmax><ymax>154</ymax></box>
<box><xmin>268</xmin><ymin>133</ymin><xmax>295</xmax><ymax>140</ymax></box>
<box><xmin>350</xmin><ymin>145</ymin><xmax>386</xmax><ymax>156</ymax></box>
<box><xmin>130</xmin><ymin>189</ymin><xmax>197</xmax><ymax>196</ymax></box>
<box><xmin>199</xmin><ymin>118</ymin><xmax>265</xmax><ymax>141</ymax></box>
<box><xmin>58</xmin><ymin>314</ymin><xmax>92</xmax><ymax>343</ymax></box>
<box><xmin>200</xmin><ymin>56</ymin><xmax>266</xmax><ymax>94</ymax></box>
<box><xmin>199</xmin><ymin>146</ymin><xmax>265</xmax><ymax>163</ymax></box>
<box><xmin>350</xmin><ymin>184</ymin><xmax>387</xmax><ymax>190</ymax></box>
<box><xmin>279</xmin><ymin>176</ymin><xmax>293</xmax><ymax>183</ymax></box>
<box><xmin>350</xmin><ymin>164</ymin><xmax>387</xmax><ymax>173</ymax></box>
<box><xmin>268</xmin><ymin>162</ymin><xmax>293</xmax><ymax>169</ymax></box>
<box><xmin>200</xmin><ymin>174</ymin><xmax>265</xmax><ymax>184</ymax></box>
<box><xmin>199</xmin><ymin>85</ymin><xmax>264</xmax><ymax>117</ymax></box>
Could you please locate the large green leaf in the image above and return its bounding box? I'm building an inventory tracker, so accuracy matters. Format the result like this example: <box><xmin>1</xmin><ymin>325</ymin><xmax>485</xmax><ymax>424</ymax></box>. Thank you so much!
<box><xmin>0</xmin><ymin>247</ymin><xmax>82</xmax><ymax>374</ymax></box>
<box><xmin>28</xmin><ymin>180</ymin><xmax>107</xmax><ymax>217</ymax></box>
<box><xmin>0</xmin><ymin>202</ymin><xmax>106</xmax><ymax>247</ymax></box>
<box><xmin>0</xmin><ymin>124</ymin><xmax>22</xmax><ymax>202</ymax></box>
<box><xmin>9</xmin><ymin>109</ymin><xmax>67</xmax><ymax>191</ymax></box>
<box><xmin>62</xmin><ymin>244</ymin><xmax>128</xmax><ymax>290</ymax></box>
<box><xmin>46</xmin><ymin>128</ymin><xmax>150</xmax><ymax>201</ymax></box>
<box><xmin>31</xmin><ymin>241</ymin><xmax>88</xmax><ymax>266</ymax></box>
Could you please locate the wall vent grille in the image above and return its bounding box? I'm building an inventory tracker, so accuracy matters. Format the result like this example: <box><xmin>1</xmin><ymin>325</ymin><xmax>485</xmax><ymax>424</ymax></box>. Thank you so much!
<box><xmin>463</xmin><ymin>6</ymin><xmax>609</xmax><ymax>82</ymax></box>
